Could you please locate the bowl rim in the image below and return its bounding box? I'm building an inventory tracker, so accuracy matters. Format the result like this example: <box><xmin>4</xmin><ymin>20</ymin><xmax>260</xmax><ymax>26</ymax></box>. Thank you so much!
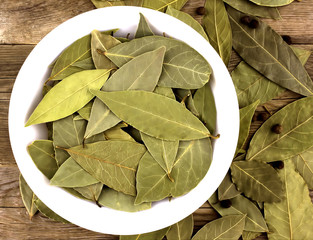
<box><xmin>9</xmin><ymin>6</ymin><xmax>239</xmax><ymax>235</ymax></box>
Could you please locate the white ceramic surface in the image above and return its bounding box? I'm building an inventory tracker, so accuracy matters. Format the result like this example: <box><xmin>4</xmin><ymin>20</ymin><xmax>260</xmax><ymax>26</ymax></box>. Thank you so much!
<box><xmin>9</xmin><ymin>6</ymin><xmax>239</xmax><ymax>236</ymax></box>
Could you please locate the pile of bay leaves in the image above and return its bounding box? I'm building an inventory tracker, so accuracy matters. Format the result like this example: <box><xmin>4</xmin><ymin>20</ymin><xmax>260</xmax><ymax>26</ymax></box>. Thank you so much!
<box><xmin>19</xmin><ymin>0</ymin><xmax>313</xmax><ymax>240</ymax></box>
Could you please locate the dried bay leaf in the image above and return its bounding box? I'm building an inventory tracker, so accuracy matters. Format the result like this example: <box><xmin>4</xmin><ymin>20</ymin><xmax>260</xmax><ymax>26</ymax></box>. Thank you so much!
<box><xmin>236</xmin><ymin>100</ymin><xmax>259</xmax><ymax>154</ymax></box>
<box><xmin>136</xmin><ymin>139</ymin><xmax>212</xmax><ymax>204</ymax></box>
<box><xmin>34</xmin><ymin>199</ymin><xmax>69</xmax><ymax>224</ymax></box>
<box><xmin>227</xmin><ymin>6</ymin><xmax>313</xmax><ymax>96</ymax></box>
<box><xmin>242</xmin><ymin>231</ymin><xmax>263</xmax><ymax>240</ymax></box>
<box><xmin>174</xmin><ymin>89</ymin><xmax>199</xmax><ymax>117</ymax></box>
<box><xmin>104</xmin><ymin>125</ymin><xmax>135</xmax><ymax>142</ymax></box>
<box><xmin>85</xmin><ymin>47</ymin><xmax>165</xmax><ymax>139</ymax></box>
<box><xmin>71</xmin><ymin>57</ymin><xmax>95</xmax><ymax>70</ymax></box>
<box><xmin>98</xmin><ymin>188</ymin><xmax>151</xmax><ymax>212</ymax></box>
<box><xmin>154</xmin><ymin>86</ymin><xmax>175</xmax><ymax>99</ymax></box>
<box><xmin>74</xmin><ymin>182</ymin><xmax>103</xmax><ymax>202</ymax></box>
<box><xmin>293</xmin><ymin>146</ymin><xmax>313</xmax><ymax>189</ymax></box>
<box><xmin>246</xmin><ymin>96</ymin><xmax>313</xmax><ymax>162</ymax></box>
<box><xmin>77</xmin><ymin>101</ymin><xmax>93</xmax><ymax>121</ymax></box>
<box><xmin>64</xmin><ymin>141</ymin><xmax>146</xmax><ymax>196</ymax></box>
<box><xmin>143</xmin><ymin>0</ymin><xmax>179</xmax><ymax>12</ymax></box>
<box><xmin>91</xmin><ymin>0</ymin><xmax>125</xmax><ymax>8</ymax></box>
<box><xmin>192</xmin><ymin>215</ymin><xmax>246</xmax><ymax>240</ymax></box>
<box><xmin>291</xmin><ymin>46</ymin><xmax>312</xmax><ymax>65</ymax></box>
<box><xmin>25</xmin><ymin>69</ymin><xmax>111</xmax><ymax>127</ymax></box>
<box><xmin>166</xmin><ymin>214</ymin><xmax>193</xmax><ymax>240</ymax></box>
<box><xmin>249</xmin><ymin>0</ymin><xmax>294</xmax><ymax>7</ymax></box>
<box><xmin>218</xmin><ymin>172</ymin><xmax>241</xmax><ymax>201</ymax></box>
<box><xmin>92</xmin><ymin>90</ymin><xmax>211</xmax><ymax>140</ymax></box>
<box><xmin>203</xmin><ymin>0</ymin><xmax>232</xmax><ymax>66</ymax></box>
<box><xmin>193</xmin><ymin>83</ymin><xmax>217</xmax><ymax>133</ymax></box>
<box><xmin>19</xmin><ymin>174</ymin><xmax>38</xmax><ymax>219</ymax></box>
<box><xmin>141</xmin><ymin>132</ymin><xmax>179</xmax><ymax>180</ymax></box>
<box><xmin>223</xmin><ymin>0</ymin><xmax>281</xmax><ymax>19</ymax></box>
<box><xmin>264</xmin><ymin>159</ymin><xmax>313</xmax><ymax>239</ymax></box>
<box><xmin>50</xmin><ymin>157</ymin><xmax>98</xmax><ymax>188</ymax></box>
<box><xmin>91</xmin><ymin>30</ymin><xmax>121</xmax><ymax>69</ymax></box>
<box><xmin>120</xmin><ymin>227</ymin><xmax>170</xmax><ymax>240</ymax></box>
<box><xmin>231</xmin><ymin>161</ymin><xmax>283</xmax><ymax>202</ymax></box>
<box><xmin>166</xmin><ymin>6</ymin><xmax>209</xmax><ymax>41</ymax></box>
<box><xmin>209</xmin><ymin>193</ymin><xmax>268</xmax><ymax>232</ymax></box>
<box><xmin>135</xmin><ymin>13</ymin><xmax>154</xmax><ymax>38</ymax></box>
<box><xmin>106</xmin><ymin>35</ymin><xmax>212</xmax><ymax>89</ymax></box>
<box><xmin>27</xmin><ymin>140</ymin><xmax>58</xmax><ymax>179</ymax></box>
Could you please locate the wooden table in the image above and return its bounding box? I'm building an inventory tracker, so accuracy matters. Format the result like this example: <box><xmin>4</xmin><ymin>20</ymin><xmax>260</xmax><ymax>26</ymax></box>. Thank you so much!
<box><xmin>0</xmin><ymin>0</ymin><xmax>312</xmax><ymax>239</ymax></box>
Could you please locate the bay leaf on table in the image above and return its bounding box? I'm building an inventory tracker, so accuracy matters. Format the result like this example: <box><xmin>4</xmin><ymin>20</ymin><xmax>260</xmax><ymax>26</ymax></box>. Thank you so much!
<box><xmin>53</xmin><ymin>115</ymin><xmax>87</xmax><ymax>166</ymax></box>
<box><xmin>85</xmin><ymin>47</ymin><xmax>165</xmax><ymax>139</ymax></box>
<box><xmin>19</xmin><ymin>174</ymin><xmax>38</xmax><ymax>219</ymax></box>
<box><xmin>50</xmin><ymin>157</ymin><xmax>98</xmax><ymax>188</ymax></box>
<box><xmin>91</xmin><ymin>0</ymin><xmax>125</xmax><ymax>8</ymax></box>
<box><xmin>203</xmin><ymin>0</ymin><xmax>232</xmax><ymax>66</ymax></box>
<box><xmin>231</xmin><ymin>161</ymin><xmax>283</xmax><ymax>202</ymax></box>
<box><xmin>92</xmin><ymin>90</ymin><xmax>211</xmax><ymax>140</ymax></box>
<box><xmin>248</xmin><ymin>0</ymin><xmax>294</xmax><ymax>7</ymax></box>
<box><xmin>105</xmin><ymin>35</ymin><xmax>212</xmax><ymax>89</ymax></box>
<box><xmin>293</xmin><ymin>146</ymin><xmax>313</xmax><ymax>189</ymax></box>
<box><xmin>223</xmin><ymin>0</ymin><xmax>281</xmax><ymax>19</ymax></box>
<box><xmin>154</xmin><ymin>86</ymin><xmax>175</xmax><ymax>99</ymax></box>
<box><xmin>98</xmin><ymin>188</ymin><xmax>151</xmax><ymax>212</ymax></box>
<box><xmin>218</xmin><ymin>171</ymin><xmax>241</xmax><ymax>201</ymax></box>
<box><xmin>232</xmin><ymin>46</ymin><xmax>311</xmax><ymax>108</ymax></box>
<box><xmin>71</xmin><ymin>57</ymin><xmax>95</xmax><ymax>70</ymax></box>
<box><xmin>135</xmin><ymin>13</ymin><xmax>154</xmax><ymax>38</ymax></box>
<box><xmin>192</xmin><ymin>215</ymin><xmax>246</xmax><ymax>240</ymax></box>
<box><xmin>193</xmin><ymin>82</ymin><xmax>217</xmax><ymax>133</ymax></box>
<box><xmin>34</xmin><ymin>199</ymin><xmax>69</xmax><ymax>224</ymax></box>
<box><xmin>141</xmin><ymin>132</ymin><xmax>179</xmax><ymax>180</ymax></box>
<box><xmin>246</xmin><ymin>96</ymin><xmax>313</xmax><ymax>162</ymax></box>
<box><xmin>63</xmin><ymin>140</ymin><xmax>146</xmax><ymax>196</ymax></box>
<box><xmin>166</xmin><ymin>214</ymin><xmax>193</xmax><ymax>240</ymax></box>
<box><xmin>264</xmin><ymin>159</ymin><xmax>313</xmax><ymax>239</ymax></box>
<box><xmin>135</xmin><ymin>138</ymin><xmax>212</xmax><ymax>204</ymax></box>
<box><xmin>91</xmin><ymin>30</ymin><xmax>121</xmax><ymax>69</ymax></box>
<box><xmin>74</xmin><ymin>182</ymin><xmax>103</xmax><ymax>202</ymax></box>
<box><xmin>242</xmin><ymin>231</ymin><xmax>263</xmax><ymax>240</ymax></box>
<box><xmin>77</xmin><ymin>101</ymin><xmax>93</xmax><ymax>121</ymax></box>
<box><xmin>120</xmin><ymin>227</ymin><xmax>170</xmax><ymax>240</ymax></box>
<box><xmin>25</xmin><ymin>69</ymin><xmax>111</xmax><ymax>127</ymax></box>
<box><xmin>227</xmin><ymin>6</ymin><xmax>313</xmax><ymax>96</ymax></box>
<box><xmin>209</xmin><ymin>193</ymin><xmax>268</xmax><ymax>232</ymax></box>
<box><xmin>236</xmin><ymin>100</ymin><xmax>259</xmax><ymax>154</ymax></box>
<box><xmin>166</xmin><ymin>6</ymin><xmax>209</xmax><ymax>41</ymax></box>
<box><xmin>27</xmin><ymin>140</ymin><xmax>58</xmax><ymax>179</ymax></box>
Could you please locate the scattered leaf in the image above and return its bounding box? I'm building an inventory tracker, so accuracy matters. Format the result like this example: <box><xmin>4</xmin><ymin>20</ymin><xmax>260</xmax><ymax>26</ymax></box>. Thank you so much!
<box><xmin>34</xmin><ymin>199</ymin><xmax>69</xmax><ymax>224</ymax></box>
<box><xmin>120</xmin><ymin>227</ymin><xmax>170</xmax><ymax>240</ymax></box>
<box><xmin>218</xmin><ymin>172</ymin><xmax>241</xmax><ymax>201</ymax></box>
<box><xmin>293</xmin><ymin>146</ymin><xmax>313</xmax><ymax>189</ymax></box>
<box><xmin>249</xmin><ymin>0</ymin><xmax>294</xmax><ymax>7</ymax></box>
<box><xmin>19</xmin><ymin>174</ymin><xmax>38</xmax><ymax>219</ymax></box>
<box><xmin>166</xmin><ymin>214</ymin><xmax>194</xmax><ymax>240</ymax></box>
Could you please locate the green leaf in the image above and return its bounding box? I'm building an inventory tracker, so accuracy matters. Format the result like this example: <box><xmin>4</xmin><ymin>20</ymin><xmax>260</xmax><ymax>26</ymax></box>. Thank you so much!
<box><xmin>85</xmin><ymin>47</ymin><xmax>165</xmax><ymax>139</ymax></box>
<box><xmin>19</xmin><ymin>174</ymin><xmax>38</xmax><ymax>219</ymax></box>
<box><xmin>77</xmin><ymin>101</ymin><xmax>93</xmax><ymax>120</ymax></box>
<box><xmin>53</xmin><ymin>115</ymin><xmax>87</xmax><ymax>166</ymax></box>
<box><xmin>141</xmin><ymin>132</ymin><xmax>179</xmax><ymax>180</ymax></box>
<box><xmin>203</xmin><ymin>0</ymin><xmax>232</xmax><ymax>65</ymax></box>
<box><xmin>135</xmin><ymin>13</ymin><xmax>154</xmax><ymax>38</ymax></box>
<box><xmin>174</xmin><ymin>89</ymin><xmax>200</xmax><ymax>117</ymax></box>
<box><xmin>193</xmin><ymin>82</ymin><xmax>217</xmax><ymax>133</ymax></box>
<box><xmin>264</xmin><ymin>159</ymin><xmax>313</xmax><ymax>239</ymax></box>
<box><xmin>166</xmin><ymin>214</ymin><xmax>194</xmax><ymax>240</ymax></box>
<box><xmin>136</xmin><ymin>139</ymin><xmax>212</xmax><ymax>204</ymax></box>
<box><xmin>64</xmin><ymin>140</ymin><xmax>146</xmax><ymax>196</ymax></box>
<box><xmin>143</xmin><ymin>0</ymin><xmax>181</xmax><ymax>12</ymax></box>
<box><xmin>248</xmin><ymin>0</ymin><xmax>294</xmax><ymax>7</ymax></box>
<box><xmin>209</xmin><ymin>193</ymin><xmax>269</xmax><ymax>232</ymax></box>
<box><xmin>98</xmin><ymin>188</ymin><xmax>151</xmax><ymax>212</ymax></box>
<box><xmin>120</xmin><ymin>227</ymin><xmax>170</xmax><ymax>240</ymax></box>
<box><xmin>92</xmin><ymin>90</ymin><xmax>211</xmax><ymax>140</ymax></box>
<box><xmin>154</xmin><ymin>86</ymin><xmax>176</xmax><ymax>99</ymax></box>
<box><xmin>50</xmin><ymin>157</ymin><xmax>98</xmax><ymax>188</ymax></box>
<box><xmin>293</xmin><ymin>146</ymin><xmax>313</xmax><ymax>189</ymax></box>
<box><xmin>236</xmin><ymin>100</ymin><xmax>259</xmax><ymax>154</ymax></box>
<box><xmin>218</xmin><ymin>172</ymin><xmax>241</xmax><ymax>201</ymax></box>
<box><xmin>71</xmin><ymin>57</ymin><xmax>95</xmax><ymax>70</ymax></box>
<box><xmin>166</xmin><ymin>6</ymin><xmax>209</xmax><ymax>41</ymax></box>
<box><xmin>227</xmin><ymin>6</ymin><xmax>313</xmax><ymax>96</ymax></box>
<box><xmin>25</xmin><ymin>69</ymin><xmax>111</xmax><ymax>126</ymax></box>
<box><xmin>91</xmin><ymin>30</ymin><xmax>121</xmax><ymax>69</ymax></box>
<box><xmin>242</xmin><ymin>231</ymin><xmax>263</xmax><ymax>240</ymax></box>
<box><xmin>223</xmin><ymin>0</ymin><xmax>281</xmax><ymax>19</ymax></box>
<box><xmin>106</xmin><ymin>35</ymin><xmax>212</xmax><ymax>89</ymax></box>
<box><xmin>246</xmin><ymin>96</ymin><xmax>313</xmax><ymax>162</ymax></box>
<box><xmin>291</xmin><ymin>46</ymin><xmax>312</xmax><ymax>65</ymax></box>
<box><xmin>34</xmin><ymin>199</ymin><xmax>69</xmax><ymax>224</ymax></box>
<box><xmin>104</xmin><ymin>125</ymin><xmax>136</xmax><ymax>142</ymax></box>
<box><xmin>192</xmin><ymin>215</ymin><xmax>246</xmax><ymax>240</ymax></box>
<box><xmin>49</xmin><ymin>35</ymin><xmax>91</xmax><ymax>80</ymax></box>
<box><xmin>27</xmin><ymin>140</ymin><xmax>58</xmax><ymax>179</ymax></box>
<box><xmin>74</xmin><ymin>182</ymin><xmax>103</xmax><ymax>202</ymax></box>
<box><xmin>231</xmin><ymin>161</ymin><xmax>284</xmax><ymax>202</ymax></box>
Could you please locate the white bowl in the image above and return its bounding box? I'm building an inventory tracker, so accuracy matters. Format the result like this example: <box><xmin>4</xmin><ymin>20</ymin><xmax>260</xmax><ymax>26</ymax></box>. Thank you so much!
<box><xmin>9</xmin><ymin>6</ymin><xmax>239</xmax><ymax>236</ymax></box>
